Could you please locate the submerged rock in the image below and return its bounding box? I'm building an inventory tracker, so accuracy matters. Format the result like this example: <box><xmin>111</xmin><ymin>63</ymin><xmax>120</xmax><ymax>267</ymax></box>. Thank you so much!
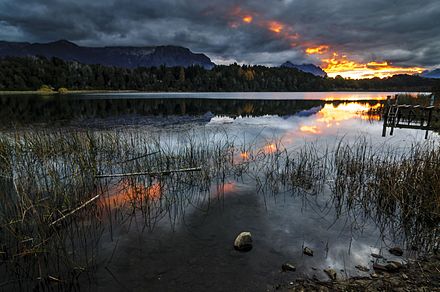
<box><xmin>275</xmin><ymin>255</ymin><xmax>440</xmax><ymax>291</ymax></box>
<box><xmin>389</xmin><ymin>247</ymin><xmax>403</xmax><ymax>256</ymax></box>
<box><xmin>385</xmin><ymin>262</ymin><xmax>400</xmax><ymax>272</ymax></box>
<box><xmin>373</xmin><ymin>261</ymin><xmax>402</xmax><ymax>273</ymax></box>
<box><xmin>373</xmin><ymin>263</ymin><xmax>388</xmax><ymax>272</ymax></box>
<box><xmin>387</xmin><ymin>261</ymin><xmax>403</xmax><ymax>269</ymax></box>
<box><xmin>355</xmin><ymin>265</ymin><xmax>370</xmax><ymax>272</ymax></box>
<box><xmin>303</xmin><ymin>247</ymin><xmax>313</xmax><ymax>256</ymax></box>
<box><xmin>282</xmin><ymin>263</ymin><xmax>296</xmax><ymax>272</ymax></box>
<box><xmin>233</xmin><ymin>232</ymin><xmax>253</xmax><ymax>251</ymax></box>
<box><xmin>371</xmin><ymin>253</ymin><xmax>384</xmax><ymax>259</ymax></box>
<box><xmin>324</xmin><ymin>268</ymin><xmax>337</xmax><ymax>281</ymax></box>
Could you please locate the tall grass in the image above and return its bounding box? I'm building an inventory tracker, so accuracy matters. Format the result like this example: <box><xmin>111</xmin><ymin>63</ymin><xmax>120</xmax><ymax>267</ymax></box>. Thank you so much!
<box><xmin>0</xmin><ymin>128</ymin><xmax>439</xmax><ymax>290</ymax></box>
<box><xmin>332</xmin><ymin>139</ymin><xmax>440</xmax><ymax>251</ymax></box>
<box><xmin>394</xmin><ymin>93</ymin><xmax>438</xmax><ymax>107</ymax></box>
<box><xmin>0</xmin><ymin>128</ymin><xmax>239</xmax><ymax>290</ymax></box>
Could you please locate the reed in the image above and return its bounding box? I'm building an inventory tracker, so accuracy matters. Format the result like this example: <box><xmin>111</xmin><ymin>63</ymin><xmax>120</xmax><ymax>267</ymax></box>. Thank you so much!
<box><xmin>395</xmin><ymin>93</ymin><xmax>438</xmax><ymax>106</ymax></box>
<box><xmin>0</xmin><ymin>128</ymin><xmax>238</xmax><ymax>290</ymax></box>
<box><xmin>0</xmin><ymin>127</ymin><xmax>439</xmax><ymax>290</ymax></box>
<box><xmin>331</xmin><ymin>138</ymin><xmax>440</xmax><ymax>251</ymax></box>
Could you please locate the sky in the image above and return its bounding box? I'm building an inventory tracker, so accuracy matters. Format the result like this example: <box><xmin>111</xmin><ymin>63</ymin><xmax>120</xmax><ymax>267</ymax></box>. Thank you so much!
<box><xmin>0</xmin><ymin>0</ymin><xmax>439</xmax><ymax>78</ymax></box>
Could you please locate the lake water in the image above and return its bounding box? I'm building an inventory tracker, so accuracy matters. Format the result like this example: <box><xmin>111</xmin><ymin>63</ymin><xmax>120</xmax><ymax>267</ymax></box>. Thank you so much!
<box><xmin>0</xmin><ymin>92</ymin><xmax>437</xmax><ymax>291</ymax></box>
<box><xmin>0</xmin><ymin>91</ymin><xmax>423</xmax><ymax>128</ymax></box>
<box><xmin>82</xmin><ymin>91</ymin><xmax>405</xmax><ymax>100</ymax></box>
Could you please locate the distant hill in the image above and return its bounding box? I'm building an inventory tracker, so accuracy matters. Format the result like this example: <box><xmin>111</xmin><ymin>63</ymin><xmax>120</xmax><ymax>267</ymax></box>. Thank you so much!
<box><xmin>281</xmin><ymin>61</ymin><xmax>327</xmax><ymax>77</ymax></box>
<box><xmin>0</xmin><ymin>40</ymin><xmax>215</xmax><ymax>69</ymax></box>
<box><xmin>421</xmin><ymin>69</ymin><xmax>440</xmax><ymax>79</ymax></box>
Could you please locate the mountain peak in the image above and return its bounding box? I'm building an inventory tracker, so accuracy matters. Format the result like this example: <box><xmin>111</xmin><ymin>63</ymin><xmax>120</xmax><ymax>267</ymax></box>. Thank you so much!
<box><xmin>281</xmin><ymin>62</ymin><xmax>327</xmax><ymax>77</ymax></box>
<box><xmin>47</xmin><ymin>39</ymin><xmax>79</xmax><ymax>47</ymax></box>
<box><xmin>420</xmin><ymin>68</ymin><xmax>440</xmax><ymax>79</ymax></box>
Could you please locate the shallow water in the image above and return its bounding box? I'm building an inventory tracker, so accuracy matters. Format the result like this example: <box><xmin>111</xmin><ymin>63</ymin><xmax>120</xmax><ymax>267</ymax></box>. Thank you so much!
<box><xmin>0</xmin><ymin>92</ymin><xmax>437</xmax><ymax>291</ymax></box>
<box><xmin>91</xmin><ymin>182</ymin><xmax>409</xmax><ymax>292</ymax></box>
<box><xmin>81</xmin><ymin>99</ymin><xmax>436</xmax><ymax>291</ymax></box>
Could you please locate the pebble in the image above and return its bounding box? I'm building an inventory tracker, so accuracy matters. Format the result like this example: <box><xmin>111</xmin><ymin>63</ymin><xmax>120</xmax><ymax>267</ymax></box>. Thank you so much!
<box><xmin>385</xmin><ymin>262</ymin><xmax>400</xmax><ymax>272</ymax></box>
<box><xmin>233</xmin><ymin>232</ymin><xmax>253</xmax><ymax>252</ymax></box>
<box><xmin>389</xmin><ymin>247</ymin><xmax>403</xmax><ymax>256</ymax></box>
<box><xmin>324</xmin><ymin>268</ymin><xmax>337</xmax><ymax>281</ymax></box>
<box><xmin>303</xmin><ymin>247</ymin><xmax>313</xmax><ymax>256</ymax></box>
<box><xmin>282</xmin><ymin>263</ymin><xmax>296</xmax><ymax>272</ymax></box>
<box><xmin>387</xmin><ymin>261</ymin><xmax>403</xmax><ymax>269</ymax></box>
<box><xmin>371</xmin><ymin>253</ymin><xmax>384</xmax><ymax>259</ymax></box>
<box><xmin>373</xmin><ymin>263</ymin><xmax>388</xmax><ymax>271</ymax></box>
<box><xmin>355</xmin><ymin>265</ymin><xmax>370</xmax><ymax>272</ymax></box>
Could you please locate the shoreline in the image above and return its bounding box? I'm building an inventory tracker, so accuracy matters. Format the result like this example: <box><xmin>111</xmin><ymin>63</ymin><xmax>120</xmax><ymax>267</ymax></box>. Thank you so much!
<box><xmin>0</xmin><ymin>90</ymin><xmax>428</xmax><ymax>95</ymax></box>
<box><xmin>0</xmin><ymin>90</ymin><xmax>139</xmax><ymax>95</ymax></box>
<box><xmin>276</xmin><ymin>254</ymin><xmax>440</xmax><ymax>291</ymax></box>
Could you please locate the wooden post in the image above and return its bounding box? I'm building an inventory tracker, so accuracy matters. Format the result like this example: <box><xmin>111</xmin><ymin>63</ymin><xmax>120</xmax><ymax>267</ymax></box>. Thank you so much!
<box><xmin>425</xmin><ymin>107</ymin><xmax>433</xmax><ymax>139</ymax></box>
<box><xmin>390</xmin><ymin>114</ymin><xmax>395</xmax><ymax>135</ymax></box>
<box><xmin>389</xmin><ymin>95</ymin><xmax>399</xmax><ymax>136</ymax></box>
<box><xmin>382</xmin><ymin>96</ymin><xmax>391</xmax><ymax>137</ymax></box>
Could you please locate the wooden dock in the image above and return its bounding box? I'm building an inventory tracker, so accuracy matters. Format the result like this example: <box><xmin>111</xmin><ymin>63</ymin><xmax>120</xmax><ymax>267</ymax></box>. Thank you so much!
<box><xmin>382</xmin><ymin>96</ymin><xmax>440</xmax><ymax>139</ymax></box>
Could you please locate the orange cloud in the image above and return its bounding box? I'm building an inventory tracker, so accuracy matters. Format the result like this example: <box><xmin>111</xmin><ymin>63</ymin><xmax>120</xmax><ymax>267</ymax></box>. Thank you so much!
<box><xmin>227</xmin><ymin>7</ymin><xmax>425</xmax><ymax>79</ymax></box>
<box><xmin>242</xmin><ymin>15</ymin><xmax>253</xmax><ymax>23</ymax></box>
<box><xmin>321</xmin><ymin>53</ymin><xmax>424</xmax><ymax>78</ymax></box>
<box><xmin>268</xmin><ymin>21</ymin><xmax>284</xmax><ymax>33</ymax></box>
<box><xmin>305</xmin><ymin>45</ymin><xmax>329</xmax><ymax>55</ymax></box>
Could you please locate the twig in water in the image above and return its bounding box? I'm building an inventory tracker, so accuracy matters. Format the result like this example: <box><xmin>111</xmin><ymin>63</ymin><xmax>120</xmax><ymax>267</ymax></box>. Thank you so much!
<box><xmin>49</xmin><ymin>194</ymin><xmax>100</xmax><ymax>227</ymax></box>
<box><xmin>95</xmin><ymin>167</ymin><xmax>202</xmax><ymax>178</ymax></box>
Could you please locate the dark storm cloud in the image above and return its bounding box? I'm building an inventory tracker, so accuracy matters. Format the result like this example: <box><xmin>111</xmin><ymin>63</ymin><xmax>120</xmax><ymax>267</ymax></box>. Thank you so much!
<box><xmin>0</xmin><ymin>0</ymin><xmax>439</xmax><ymax>68</ymax></box>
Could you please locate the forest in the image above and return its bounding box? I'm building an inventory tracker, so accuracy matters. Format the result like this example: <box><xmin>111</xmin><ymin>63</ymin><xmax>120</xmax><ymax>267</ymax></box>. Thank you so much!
<box><xmin>0</xmin><ymin>56</ymin><xmax>438</xmax><ymax>92</ymax></box>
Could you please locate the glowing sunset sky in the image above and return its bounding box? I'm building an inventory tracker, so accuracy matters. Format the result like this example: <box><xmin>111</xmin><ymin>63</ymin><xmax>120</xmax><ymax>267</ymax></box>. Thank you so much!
<box><xmin>0</xmin><ymin>0</ymin><xmax>439</xmax><ymax>79</ymax></box>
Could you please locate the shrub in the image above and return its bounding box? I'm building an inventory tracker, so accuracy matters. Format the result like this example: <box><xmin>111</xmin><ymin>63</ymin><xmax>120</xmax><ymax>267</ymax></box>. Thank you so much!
<box><xmin>38</xmin><ymin>84</ymin><xmax>54</xmax><ymax>93</ymax></box>
<box><xmin>58</xmin><ymin>87</ymin><xmax>69</xmax><ymax>94</ymax></box>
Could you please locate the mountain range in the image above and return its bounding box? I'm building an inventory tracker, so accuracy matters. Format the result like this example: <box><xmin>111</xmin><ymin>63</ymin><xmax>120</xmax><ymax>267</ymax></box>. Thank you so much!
<box><xmin>420</xmin><ymin>69</ymin><xmax>440</xmax><ymax>79</ymax></box>
<box><xmin>0</xmin><ymin>40</ymin><xmax>215</xmax><ymax>69</ymax></box>
<box><xmin>280</xmin><ymin>61</ymin><xmax>327</xmax><ymax>77</ymax></box>
<box><xmin>0</xmin><ymin>40</ymin><xmax>337</xmax><ymax>78</ymax></box>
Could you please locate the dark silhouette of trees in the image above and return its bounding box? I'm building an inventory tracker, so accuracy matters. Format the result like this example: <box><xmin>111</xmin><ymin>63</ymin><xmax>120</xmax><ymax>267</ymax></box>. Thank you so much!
<box><xmin>0</xmin><ymin>56</ymin><xmax>437</xmax><ymax>92</ymax></box>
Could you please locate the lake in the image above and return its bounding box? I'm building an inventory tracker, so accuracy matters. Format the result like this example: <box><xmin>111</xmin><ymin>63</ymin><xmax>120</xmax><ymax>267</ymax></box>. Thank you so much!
<box><xmin>0</xmin><ymin>91</ymin><xmax>422</xmax><ymax>128</ymax></box>
<box><xmin>0</xmin><ymin>92</ymin><xmax>438</xmax><ymax>291</ymax></box>
<box><xmin>82</xmin><ymin>91</ymin><xmax>404</xmax><ymax>100</ymax></box>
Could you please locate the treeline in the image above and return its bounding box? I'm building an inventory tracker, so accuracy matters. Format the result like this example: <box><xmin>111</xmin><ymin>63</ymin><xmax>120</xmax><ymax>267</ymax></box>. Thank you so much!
<box><xmin>0</xmin><ymin>56</ymin><xmax>438</xmax><ymax>92</ymax></box>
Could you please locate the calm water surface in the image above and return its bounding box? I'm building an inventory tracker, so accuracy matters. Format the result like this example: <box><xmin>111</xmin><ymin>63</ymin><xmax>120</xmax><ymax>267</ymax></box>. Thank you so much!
<box><xmin>1</xmin><ymin>92</ymin><xmax>436</xmax><ymax>291</ymax></box>
<box><xmin>83</xmin><ymin>91</ymin><xmax>407</xmax><ymax>100</ymax></box>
